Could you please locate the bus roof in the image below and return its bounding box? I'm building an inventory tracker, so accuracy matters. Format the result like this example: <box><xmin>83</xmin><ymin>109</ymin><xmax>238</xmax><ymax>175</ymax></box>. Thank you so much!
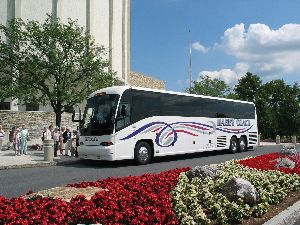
<box><xmin>89</xmin><ymin>86</ymin><xmax>255</xmax><ymax>105</ymax></box>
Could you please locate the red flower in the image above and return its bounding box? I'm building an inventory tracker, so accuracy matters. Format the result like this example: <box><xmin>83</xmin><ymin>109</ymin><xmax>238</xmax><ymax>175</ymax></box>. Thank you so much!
<box><xmin>238</xmin><ymin>152</ymin><xmax>300</xmax><ymax>176</ymax></box>
<box><xmin>0</xmin><ymin>167</ymin><xmax>189</xmax><ymax>224</ymax></box>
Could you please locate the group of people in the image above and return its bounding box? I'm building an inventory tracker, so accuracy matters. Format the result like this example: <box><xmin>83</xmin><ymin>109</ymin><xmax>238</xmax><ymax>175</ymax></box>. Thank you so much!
<box><xmin>42</xmin><ymin>125</ymin><xmax>79</xmax><ymax>157</ymax></box>
<box><xmin>0</xmin><ymin>124</ymin><xmax>80</xmax><ymax>158</ymax></box>
<box><xmin>6</xmin><ymin>124</ymin><xmax>30</xmax><ymax>156</ymax></box>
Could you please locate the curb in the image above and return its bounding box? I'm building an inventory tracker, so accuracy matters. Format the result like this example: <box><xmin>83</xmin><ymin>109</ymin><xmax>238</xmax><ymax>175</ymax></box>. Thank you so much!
<box><xmin>263</xmin><ymin>199</ymin><xmax>300</xmax><ymax>225</ymax></box>
<box><xmin>0</xmin><ymin>159</ymin><xmax>80</xmax><ymax>170</ymax></box>
<box><xmin>0</xmin><ymin>161</ymin><xmax>57</xmax><ymax>170</ymax></box>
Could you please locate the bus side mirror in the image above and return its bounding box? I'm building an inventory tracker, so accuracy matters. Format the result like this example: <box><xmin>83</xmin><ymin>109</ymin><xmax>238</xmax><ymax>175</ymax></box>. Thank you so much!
<box><xmin>72</xmin><ymin>108</ymin><xmax>82</xmax><ymax>123</ymax></box>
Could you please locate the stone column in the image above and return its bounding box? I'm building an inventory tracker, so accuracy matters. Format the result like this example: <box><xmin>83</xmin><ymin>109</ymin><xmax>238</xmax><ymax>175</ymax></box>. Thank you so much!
<box><xmin>276</xmin><ymin>135</ymin><xmax>280</xmax><ymax>144</ymax></box>
<box><xmin>44</xmin><ymin>139</ymin><xmax>54</xmax><ymax>162</ymax></box>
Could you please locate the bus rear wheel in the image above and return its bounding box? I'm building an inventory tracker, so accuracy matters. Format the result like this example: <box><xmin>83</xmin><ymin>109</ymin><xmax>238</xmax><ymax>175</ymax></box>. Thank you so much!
<box><xmin>229</xmin><ymin>137</ymin><xmax>238</xmax><ymax>154</ymax></box>
<box><xmin>238</xmin><ymin>137</ymin><xmax>247</xmax><ymax>152</ymax></box>
<box><xmin>134</xmin><ymin>142</ymin><xmax>152</xmax><ymax>165</ymax></box>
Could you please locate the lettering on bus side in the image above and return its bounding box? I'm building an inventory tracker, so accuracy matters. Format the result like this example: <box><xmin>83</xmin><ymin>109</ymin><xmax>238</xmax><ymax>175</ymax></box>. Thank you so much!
<box><xmin>217</xmin><ymin>118</ymin><xmax>234</xmax><ymax>126</ymax></box>
<box><xmin>217</xmin><ymin>119</ymin><xmax>251</xmax><ymax>127</ymax></box>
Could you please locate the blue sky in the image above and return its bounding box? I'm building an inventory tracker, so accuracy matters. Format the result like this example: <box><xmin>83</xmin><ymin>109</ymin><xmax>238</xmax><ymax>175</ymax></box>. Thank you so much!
<box><xmin>131</xmin><ymin>0</ymin><xmax>300</xmax><ymax>92</ymax></box>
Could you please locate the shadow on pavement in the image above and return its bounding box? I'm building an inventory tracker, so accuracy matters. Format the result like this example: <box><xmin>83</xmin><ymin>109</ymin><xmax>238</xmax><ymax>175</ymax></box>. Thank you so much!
<box><xmin>61</xmin><ymin>148</ymin><xmax>258</xmax><ymax>169</ymax></box>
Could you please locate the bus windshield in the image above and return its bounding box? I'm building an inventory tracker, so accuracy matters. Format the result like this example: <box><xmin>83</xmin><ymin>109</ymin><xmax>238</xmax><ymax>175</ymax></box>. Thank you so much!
<box><xmin>80</xmin><ymin>94</ymin><xmax>119</xmax><ymax>136</ymax></box>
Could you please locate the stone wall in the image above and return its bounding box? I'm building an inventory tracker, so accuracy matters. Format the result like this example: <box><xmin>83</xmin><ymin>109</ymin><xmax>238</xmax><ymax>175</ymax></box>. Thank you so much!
<box><xmin>0</xmin><ymin>111</ymin><xmax>78</xmax><ymax>146</ymax></box>
<box><xmin>128</xmin><ymin>71</ymin><xmax>165</xmax><ymax>90</ymax></box>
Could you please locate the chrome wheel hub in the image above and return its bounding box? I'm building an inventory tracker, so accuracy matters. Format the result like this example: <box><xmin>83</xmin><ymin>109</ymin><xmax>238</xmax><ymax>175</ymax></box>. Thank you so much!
<box><xmin>240</xmin><ymin>140</ymin><xmax>246</xmax><ymax>150</ymax></box>
<box><xmin>231</xmin><ymin>141</ymin><xmax>237</xmax><ymax>151</ymax></box>
<box><xmin>139</xmin><ymin>147</ymin><xmax>149</xmax><ymax>161</ymax></box>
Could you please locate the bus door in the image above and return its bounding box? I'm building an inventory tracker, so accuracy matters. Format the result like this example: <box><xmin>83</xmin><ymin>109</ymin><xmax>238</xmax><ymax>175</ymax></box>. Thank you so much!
<box><xmin>114</xmin><ymin>91</ymin><xmax>135</xmax><ymax>159</ymax></box>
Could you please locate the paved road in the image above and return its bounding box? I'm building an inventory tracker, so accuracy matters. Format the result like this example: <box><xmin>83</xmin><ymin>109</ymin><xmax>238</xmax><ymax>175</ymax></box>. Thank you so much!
<box><xmin>0</xmin><ymin>145</ymin><xmax>282</xmax><ymax>198</ymax></box>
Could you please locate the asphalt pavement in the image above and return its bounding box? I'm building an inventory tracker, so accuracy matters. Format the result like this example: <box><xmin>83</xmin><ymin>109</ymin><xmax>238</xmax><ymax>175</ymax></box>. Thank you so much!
<box><xmin>0</xmin><ymin>142</ymin><xmax>282</xmax><ymax>198</ymax></box>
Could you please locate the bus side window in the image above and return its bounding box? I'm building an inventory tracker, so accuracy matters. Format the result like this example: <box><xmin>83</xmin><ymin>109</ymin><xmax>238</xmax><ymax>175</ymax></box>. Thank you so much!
<box><xmin>116</xmin><ymin>103</ymin><xmax>131</xmax><ymax>130</ymax></box>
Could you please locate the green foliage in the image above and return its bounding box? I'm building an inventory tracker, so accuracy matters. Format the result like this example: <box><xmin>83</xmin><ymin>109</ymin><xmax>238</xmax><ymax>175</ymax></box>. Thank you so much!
<box><xmin>187</xmin><ymin>75</ymin><xmax>231</xmax><ymax>98</ymax></box>
<box><xmin>234</xmin><ymin>72</ymin><xmax>300</xmax><ymax>138</ymax></box>
<box><xmin>172</xmin><ymin>161</ymin><xmax>300</xmax><ymax>224</ymax></box>
<box><xmin>234</xmin><ymin>72</ymin><xmax>262</xmax><ymax>102</ymax></box>
<box><xmin>0</xmin><ymin>15</ymin><xmax>118</xmax><ymax>126</ymax></box>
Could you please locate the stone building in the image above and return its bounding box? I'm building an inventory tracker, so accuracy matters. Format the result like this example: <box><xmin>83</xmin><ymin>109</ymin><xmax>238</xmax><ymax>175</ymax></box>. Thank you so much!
<box><xmin>0</xmin><ymin>0</ymin><xmax>130</xmax><ymax>111</ymax></box>
<box><xmin>0</xmin><ymin>0</ymin><xmax>165</xmax><ymax>112</ymax></box>
<box><xmin>0</xmin><ymin>1</ymin><xmax>165</xmax><ymax>145</ymax></box>
<box><xmin>129</xmin><ymin>71</ymin><xmax>165</xmax><ymax>90</ymax></box>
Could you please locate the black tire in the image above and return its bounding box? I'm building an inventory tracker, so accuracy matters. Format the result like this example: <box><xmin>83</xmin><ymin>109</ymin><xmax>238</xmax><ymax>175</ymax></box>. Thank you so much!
<box><xmin>229</xmin><ymin>137</ymin><xmax>238</xmax><ymax>154</ymax></box>
<box><xmin>134</xmin><ymin>142</ymin><xmax>152</xmax><ymax>165</ymax></box>
<box><xmin>238</xmin><ymin>137</ymin><xmax>248</xmax><ymax>152</ymax></box>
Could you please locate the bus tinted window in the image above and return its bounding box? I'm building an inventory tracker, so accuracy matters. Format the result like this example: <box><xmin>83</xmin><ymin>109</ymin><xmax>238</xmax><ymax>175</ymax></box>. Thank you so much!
<box><xmin>127</xmin><ymin>89</ymin><xmax>255</xmax><ymax>122</ymax></box>
<box><xmin>161</xmin><ymin>94</ymin><xmax>183</xmax><ymax>116</ymax></box>
<box><xmin>131</xmin><ymin>90</ymin><xmax>161</xmax><ymax>123</ymax></box>
<box><xmin>234</xmin><ymin>103</ymin><xmax>255</xmax><ymax>119</ymax></box>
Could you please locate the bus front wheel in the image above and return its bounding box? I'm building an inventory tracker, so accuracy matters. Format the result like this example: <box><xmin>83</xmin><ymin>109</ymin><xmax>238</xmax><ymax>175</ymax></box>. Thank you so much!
<box><xmin>134</xmin><ymin>142</ymin><xmax>152</xmax><ymax>165</ymax></box>
<box><xmin>229</xmin><ymin>137</ymin><xmax>238</xmax><ymax>154</ymax></box>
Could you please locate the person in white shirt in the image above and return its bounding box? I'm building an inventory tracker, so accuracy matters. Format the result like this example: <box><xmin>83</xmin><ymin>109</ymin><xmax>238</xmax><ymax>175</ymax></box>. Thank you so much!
<box><xmin>20</xmin><ymin>124</ymin><xmax>29</xmax><ymax>155</ymax></box>
<box><xmin>0</xmin><ymin>125</ymin><xmax>5</xmax><ymax>152</ymax></box>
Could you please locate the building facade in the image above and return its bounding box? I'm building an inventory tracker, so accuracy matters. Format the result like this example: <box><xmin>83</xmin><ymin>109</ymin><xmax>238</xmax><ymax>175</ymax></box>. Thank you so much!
<box><xmin>0</xmin><ymin>0</ymin><xmax>130</xmax><ymax>111</ymax></box>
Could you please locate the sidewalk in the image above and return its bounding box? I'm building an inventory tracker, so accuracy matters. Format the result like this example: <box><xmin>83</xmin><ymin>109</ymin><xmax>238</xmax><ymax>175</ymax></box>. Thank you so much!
<box><xmin>0</xmin><ymin>148</ymin><xmax>80</xmax><ymax>170</ymax></box>
<box><xmin>258</xmin><ymin>141</ymin><xmax>278</xmax><ymax>146</ymax></box>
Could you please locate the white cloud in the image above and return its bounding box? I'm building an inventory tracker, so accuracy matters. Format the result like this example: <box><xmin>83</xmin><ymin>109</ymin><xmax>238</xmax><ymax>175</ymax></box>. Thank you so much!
<box><xmin>219</xmin><ymin>23</ymin><xmax>300</xmax><ymax>76</ymax></box>
<box><xmin>192</xmin><ymin>41</ymin><xmax>209</xmax><ymax>53</ymax></box>
<box><xmin>198</xmin><ymin>62</ymin><xmax>250</xmax><ymax>85</ymax></box>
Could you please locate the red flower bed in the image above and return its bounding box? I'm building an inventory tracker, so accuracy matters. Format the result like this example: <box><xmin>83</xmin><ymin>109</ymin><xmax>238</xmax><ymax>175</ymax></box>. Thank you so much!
<box><xmin>0</xmin><ymin>167</ymin><xmax>190</xmax><ymax>225</ymax></box>
<box><xmin>238</xmin><ymin>152</ymin><xmax>300</xmax><ymax>176</ymax></box>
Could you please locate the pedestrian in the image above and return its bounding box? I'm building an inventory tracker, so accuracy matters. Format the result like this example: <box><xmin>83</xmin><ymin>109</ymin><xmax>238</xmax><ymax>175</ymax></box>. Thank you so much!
<box><xmin>0</xmin><ymin>125</ymin><xmax>5</xmax><ymax>152</ymax></box>
<box><xmin>63</xmin><ymin>128</ymin><xmax>72</xmax><ymax>156</ymax></box>
<box><xmin>41</xmin><ymin>127</ymin><xmax>46</xmax><ymax>150</ymax></box>
<box><xmin>49</xmin><ymin>125</ymin><xmax>54</xmax><ymax>139</ymax></box>
<box><xmin>14</xmin><ymin>128</ymin><xmax>21</xmax><ymax>156</ymax></box>
<box><xmin>53</xmin><ymin>127</ymin><xmax>60</xmax><ymax>157</ymax></box>
<box><xmin>75</xmin><ymin>129</ymin><xmax>80</xmax><ymax>157</ymax></box>
<box><xmin>60</xmin><ymin>126</ymin><xmax>66</xmax><ymax>155</ymax></box>
<box><xmin>8</xmin><ymin>127</ymin><xmax>16</xmax><ymax>150</ymax></box>
<box><xmin>20</xmin><ymin>124</ymin><xmax>29</xmax><ymax>155</ymax></box>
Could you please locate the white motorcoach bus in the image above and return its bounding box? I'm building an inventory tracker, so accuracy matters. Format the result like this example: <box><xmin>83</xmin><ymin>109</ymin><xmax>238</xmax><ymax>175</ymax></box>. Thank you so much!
<box><xmin>74</xmin><ymin>86</ymin><xmax>258</xmax><ymax>164</ymax></box>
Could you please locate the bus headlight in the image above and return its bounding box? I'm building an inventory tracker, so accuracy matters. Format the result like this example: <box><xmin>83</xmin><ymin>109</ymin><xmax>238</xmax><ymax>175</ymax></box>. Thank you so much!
<box><xmin>100</xmin><ymin>142</ymin><xmax>114</xmax><ymax>146</ymax></box>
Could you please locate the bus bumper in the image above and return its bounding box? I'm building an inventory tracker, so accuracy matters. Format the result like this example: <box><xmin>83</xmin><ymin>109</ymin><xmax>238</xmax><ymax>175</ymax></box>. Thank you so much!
<box><xmin>77</xmin><ymin>145</ymin><xmax>115</xmax><ymax>161</ymax></box>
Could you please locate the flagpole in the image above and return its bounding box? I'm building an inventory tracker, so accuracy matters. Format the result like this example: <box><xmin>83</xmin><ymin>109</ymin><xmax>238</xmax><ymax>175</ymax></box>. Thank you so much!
<box><xmin>189</xmin><ymin>29</ymin><xmax>192</xmax><ymax>93</ymax></box>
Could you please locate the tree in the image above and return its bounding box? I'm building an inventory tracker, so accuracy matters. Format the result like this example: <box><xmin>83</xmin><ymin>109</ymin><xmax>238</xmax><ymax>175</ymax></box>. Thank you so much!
<box><xmin>233</xmin><ymin>72</ymin><xmax>300</xmax><ymax>138</ymax></box>
<box><xmin>257</xmin><ymin>80</ymin><xmax>300</xmax><ymax>138</ymax></box>
<box><xmin>0</xmin><ymin>16</ymin><xmax>118</xmax><ymax>127</ymax></box>
<box><xmin>187</xmin><ymin>75</ymin><xmax>231</xmax><ymax>97</ymax></box>
<box><xmin>234</xmin><ymin>72</ymin><xmax>262</xmax><ymax>102</ymax></box>
<box><xmin>234</xmin><ymin>72</ymin><xmax>265</xmax><ymax>135</ymax></box>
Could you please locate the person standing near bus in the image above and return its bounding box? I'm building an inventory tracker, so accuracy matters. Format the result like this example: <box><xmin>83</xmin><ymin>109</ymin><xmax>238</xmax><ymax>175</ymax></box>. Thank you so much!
<box><xmin>63</xmin><ymin>128</ymin><xmax>72</xmax><ymax>156</ymax></box>
<box><xmin>53</xmin><ymin>127</ymin><xmax>60</xmax><ymax>157</ymax></box>
<box><xmin>20</xmin><ymin>124</ymin><xmax>29</xmax><ymax>155</ymax></box>
<box><xmin>8</xmin><ymin>127</ymin><xmax>16</xmax><ymax>150</ymax></box>
<box><xmin>48</xmin><ymin>125</ymin><xmax>54</xmax><ymax>139</ymax></box>
<box><xmin>60</xmin><ymin>127</ymin><xmax>66</xmax><ymax>155</ymax></box>
<box><xmin>14</xmin><ymin>128</ymin><xmax>21</xmax><ymax>156</ymax></box>
<box><xmin>0</xmin><ymin>125</ymin><xmax>5</xmax><ymax>153</ymax></box>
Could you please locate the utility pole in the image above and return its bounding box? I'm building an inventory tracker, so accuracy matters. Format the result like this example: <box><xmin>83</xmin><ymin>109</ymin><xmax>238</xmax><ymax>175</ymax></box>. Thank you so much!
<box><xmin>189</xmin><ymin>29</ymin><xmax>192</xmax><ymax>93</ymax></box>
